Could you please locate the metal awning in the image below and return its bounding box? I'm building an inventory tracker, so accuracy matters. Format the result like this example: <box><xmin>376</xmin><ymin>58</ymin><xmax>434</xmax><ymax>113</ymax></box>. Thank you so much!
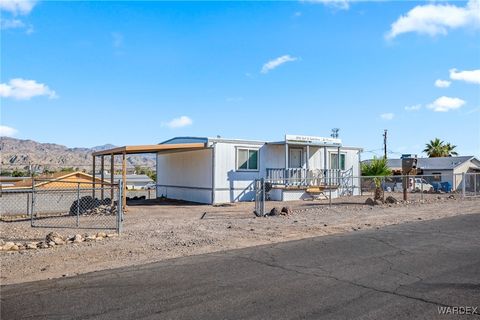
<box><xmin>92</xmin><ymin>142</ymin><xmax>207</xmax><ymax>211</ymax></box>
<box><xmin>92</xmin><ymin>143</ymin><xmax>207</xmax><ymax>156</ymax></box>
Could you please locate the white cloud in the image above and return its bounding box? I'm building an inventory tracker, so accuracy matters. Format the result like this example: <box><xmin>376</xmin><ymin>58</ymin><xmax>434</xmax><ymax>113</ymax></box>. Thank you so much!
<box><xmin>163</xmin><ymin>116</ymin><xmax>193</xmax><ymax>129</ymax></box>
<box><xmin>386</xmin><ymin>0</ymin><xmax>480</xmax><ymax>39</ymax></box>
<box><xmin>380</xmin><ymin>113</ymin><xmax>395</xmax><ymax>120</ymax></box>
<box><xmin>0</xmin><ymin>125</ymin><xmax>18</xmax><ymax>137</ymax></box>
<box><xmin>0</xmin><ymin>0</ymin><xmax>36</xmax><ymax>34</ymax></box>
<box><xmin>304</xmin><ymin>0</ymin><xmax>350</xmax><ymax>10</ymax></box>
<box><xmin>0</xmin><ymin>18</ymin><xmax>23</xmax><ymax>28</ymax></box>
<box><xmin>427</xmin><ymin>96</ymin><xmax>465</xmax><ymax>112</ymax></box>
<box><xmin>0</xmin><ymin>78</ymin><xmax>57</xmax><ymax>100</ymax></box>
<box><xmin>449</xmin><ymin>68</ymin><xmax>480</xmax><ymax>85</ymax></box>
<box><xmin>0</xmin><ymin>0</ymin><xmax>37</xmax><ymax>15</ymax></box>
<box><xmin>434</xmin><ymin>79</ymin><xmax>451</xmax><ymax>88</ymax></box>
<box><xmin>0</xmin><ymin>18</ymin><xmax>33</xmax><ymax>33</ymax></box>
<box><xmin>261</xmin><ymin>55</ymin><xmax>298</xmax><ymax>74</ymax></box>
<box><xmin>405</xmin><ymin>104</ymin><xmax>421</xmax><ymax>111</ymax></box>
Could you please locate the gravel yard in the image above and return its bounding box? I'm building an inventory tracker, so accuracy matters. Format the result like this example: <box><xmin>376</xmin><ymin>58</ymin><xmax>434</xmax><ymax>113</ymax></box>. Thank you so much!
<box><xmin>1</xmin><ymin>195</ymin><xmax>479</xmax><ymax>285</ymax></box>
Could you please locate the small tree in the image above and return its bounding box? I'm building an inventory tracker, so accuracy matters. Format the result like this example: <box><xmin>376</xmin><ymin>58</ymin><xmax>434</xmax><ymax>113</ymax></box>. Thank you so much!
<box><xmin>361</xmin><ymin>157</ymin><xmax>391</xmax><ymax>200</ymax></box>
<box><xmin>134</xmin><ymin>166</ymin><xmax>156</xmax><ymax>182</ymax></box>
<box><xmin>12</xmin><ymin>170</ymin><xmax>28</xmax><ymax>177</ymax></box>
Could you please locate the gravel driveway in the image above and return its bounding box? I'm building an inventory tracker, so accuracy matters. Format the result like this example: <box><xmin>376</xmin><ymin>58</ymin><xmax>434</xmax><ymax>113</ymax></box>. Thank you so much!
<box><xmin>1</xmin><ymin>196</ymin><xmax>479</xmax><ymax>285</ymax></box>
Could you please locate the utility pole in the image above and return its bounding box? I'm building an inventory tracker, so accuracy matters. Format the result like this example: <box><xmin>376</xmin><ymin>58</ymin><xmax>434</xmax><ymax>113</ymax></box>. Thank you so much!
<box><xmin>383</xmin><ymin>129</ymin><xmax>388</xmax><ymax>159</ymax></box>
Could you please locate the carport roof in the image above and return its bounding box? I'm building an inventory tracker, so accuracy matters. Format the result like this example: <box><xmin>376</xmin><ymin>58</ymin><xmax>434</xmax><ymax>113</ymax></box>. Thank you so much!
<box><xmin>91</xmin><ymin>143</ymin><xmax>207</xmax><ymax>156</ymax></box>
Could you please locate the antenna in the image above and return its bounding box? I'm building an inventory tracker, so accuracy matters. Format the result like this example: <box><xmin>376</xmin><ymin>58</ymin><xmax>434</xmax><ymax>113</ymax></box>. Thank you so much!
<box><xmin>331</xmin><ymin>128</ymin><xmax>339</xmax><ymax>139</ymax></box>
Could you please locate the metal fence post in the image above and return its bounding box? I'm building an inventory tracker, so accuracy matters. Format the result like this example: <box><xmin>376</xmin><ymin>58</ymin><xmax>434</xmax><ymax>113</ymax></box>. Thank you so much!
<box><xmin>329</xmin><ymin>186</ymin><xmax>332</xmax><ymax>207</ymax></box>
<box><xmin>27</xmin><ymin>193</ymin><xmax>31</xmax><ymax>217</ymax></box>
<box><xmin>261</xmin><ymin>178</ymin><xmax>265</xmax><ymax>217</ymax></box>
<box><xmin>421</xmin><ymin>182</ymin><xmax>424</xmax><ymax>202</ymax></box>
<box><xmin>462</xmin><ymin>172</ymin><xmax>466</xmax><ymax>198</ymax></box>
<box><xmin>360</xmin><ymin>176</ymin><xmax>363</xmax><ymax>196</ymax></box>
<box><xmin>76</xmin><ymin>182</ymin><xmax>80</xmax><ymax>227</ymax></box>
<box><xmin>351</xmin><ymin>174</ymin><xmax>354</xmax><ymax>196</ymax></box>
<box><xmin>30</xmin><ymin>181</ymin><xmax>35</xmax><ymax>227</ymax></box>
<box><xmin>382</xmin><ymin>176</ymin><xmax>385</xmax><ymax>203</ymax></box>
<box><xmin>117</xmin><ymin>181</ymin><xmax>123</xmax><ymax>233</ymax></box>
<box><xmin>474</xmin><ymin>173</ymin><xmax>477</xmax><ymax>197</ymax></box>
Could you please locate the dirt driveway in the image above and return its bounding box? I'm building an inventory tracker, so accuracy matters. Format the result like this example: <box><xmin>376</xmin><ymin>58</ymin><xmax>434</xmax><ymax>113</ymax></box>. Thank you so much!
<box><xmin>1</xmin><ymin>196</ymin><xmax>479</xmax><ymax>285</ymax></box>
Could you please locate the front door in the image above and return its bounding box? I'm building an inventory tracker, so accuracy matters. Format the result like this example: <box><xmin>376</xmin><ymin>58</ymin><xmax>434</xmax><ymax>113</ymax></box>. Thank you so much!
<box><xmin>289</xmin><ymin>148</ymin><xmax>303</xmax><ymax>184</ymax></box>
<box><xmin>289</xmin><ymin>148</ymin><xmax>303</xmax><ymax>168</ymax></box>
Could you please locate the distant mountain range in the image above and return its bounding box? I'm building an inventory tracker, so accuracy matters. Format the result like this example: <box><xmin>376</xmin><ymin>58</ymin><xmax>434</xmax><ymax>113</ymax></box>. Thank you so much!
<box><xmin>0</xmin><ymin>137</ymin><xmax>156</xmax><ymax>173</ymax></box>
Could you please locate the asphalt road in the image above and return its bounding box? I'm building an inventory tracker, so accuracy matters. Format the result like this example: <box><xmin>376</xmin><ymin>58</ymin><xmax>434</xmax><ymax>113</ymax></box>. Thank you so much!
<box><xmin>2</xmin><ymin>214</ymin><xmax>480</xmax><ymax>320</ymax></box>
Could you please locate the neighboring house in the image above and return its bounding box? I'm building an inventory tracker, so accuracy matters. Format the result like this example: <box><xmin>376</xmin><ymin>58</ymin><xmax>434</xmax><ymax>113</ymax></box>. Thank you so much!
<box><xmin>365</xmin><ymin>156</ymin><xmax>480</xmax><ymax>190</ymax></box>
<box><xmin>0</xmin><ymin>176</ymin><xmax>30</xmax><ymax>188</ymax></box>
<box><xmin>155</xmin><ymin>135</ymin><xmax>363</xmax><ymax>204</ymax></box>
<box><xmin>2</xmin><ymin>171</ymin><xmax>111</xmax><ymax>190</ymax></box>
<box><xmin>0</xmin><ymin>171</ymin><xmax>113</xmax><ymax>216</ymax></box>
<box><xmin>112</xmin><ymin>174</ymin><xmax>154</xmax><ymax>190</ymax></box>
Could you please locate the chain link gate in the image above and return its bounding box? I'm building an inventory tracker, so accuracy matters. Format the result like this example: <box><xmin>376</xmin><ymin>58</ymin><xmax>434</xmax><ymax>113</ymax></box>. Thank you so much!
<box><xmin>254</xmin><ymin>178</ymin><xmax>265</xmax><ymax>217</ymax></box>
<box><xmin>458</xmin><ymin>172</ymin><xmax>480</xmax><ymax>198</ymax></box>
<box><xmin>30</xmin><ymin>179</ymin><xmax>123</xmax><ymax>233</ymax></box>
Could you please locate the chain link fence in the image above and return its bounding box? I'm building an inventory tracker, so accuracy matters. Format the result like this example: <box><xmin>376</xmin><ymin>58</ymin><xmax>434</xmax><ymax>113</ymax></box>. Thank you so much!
<box><xmin>354</xmin><ymin>173</ymin><xmax>462</xmax><ymax>204</ymax></box>
<box><xmin>254</xmin><ymin>172</ymin><xmax>479</xmax><ymax>215</ymax></box>
<box><xmin>0</xmin><ymin>189</ymin><xmax>33</xmax><ymax>218</ymax></box>
<box><xmin>1</xmin><ymin>179</ymin><xmax>123</xmax><ymax>232</ymax></box>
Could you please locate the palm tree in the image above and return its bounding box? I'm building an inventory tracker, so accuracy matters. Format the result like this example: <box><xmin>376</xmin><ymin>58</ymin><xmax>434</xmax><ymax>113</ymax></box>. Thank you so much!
<box><xmin>423</xmin><ymin>138</ymin><xmax>445</xmax><ymax>157</ymax></box>
<box><xmin>361</xmin><ymin>157</ymin><xmax>391</xmax><ymax>200</ymax></box>
<box><xmin>423</xmin><ymin>138</ymin><xmax>458</xmax><ymax>157</ymax></box>
<box><xmin>443</xmin><ymin>143</ymin><xmax>458</xmax><ymax>156</ymax></box>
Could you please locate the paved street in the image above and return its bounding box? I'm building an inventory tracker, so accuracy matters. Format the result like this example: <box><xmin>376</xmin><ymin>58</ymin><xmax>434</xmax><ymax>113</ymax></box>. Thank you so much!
<box><xmin>2</xmin><ymin>213</ymin><xmax>480</xmax><ymax>319</ymax></box>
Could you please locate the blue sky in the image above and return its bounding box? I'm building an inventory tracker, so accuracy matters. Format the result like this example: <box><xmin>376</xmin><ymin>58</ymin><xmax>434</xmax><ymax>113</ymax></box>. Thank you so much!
<box><xmin>1</xmin><ymin>0</ymin><xmax>479</xmax><ymax>158</ymax></box>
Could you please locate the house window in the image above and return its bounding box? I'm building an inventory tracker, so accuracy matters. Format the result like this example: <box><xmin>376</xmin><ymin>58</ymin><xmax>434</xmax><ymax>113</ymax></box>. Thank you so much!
<box><xmin>432</xmin><ymin>173</ymin><xmax>442</xmax><ymax>181</ymax></box>
<box><xmin>330</xmin><ymin>153</ymin><xmax>346</xmax><ymax>170</ymax></box>
<box><xmin>237</xmin><ymin>148</ymin><xmax>259</xmax><ymax>171</ymax></box>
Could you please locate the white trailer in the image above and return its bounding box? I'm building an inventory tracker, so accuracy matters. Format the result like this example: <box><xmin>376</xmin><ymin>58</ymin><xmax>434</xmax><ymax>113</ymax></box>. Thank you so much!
<box><xmin>156</xmin><ymin>135</ymin><xmax>363</xmax><ymax>204</ymax></box>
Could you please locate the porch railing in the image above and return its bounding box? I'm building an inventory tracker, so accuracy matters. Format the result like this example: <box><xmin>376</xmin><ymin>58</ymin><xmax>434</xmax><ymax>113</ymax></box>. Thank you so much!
<box><xmin>266</xmin><ymin>168</ymin><xmax>342</xmax><ymax>186</ymax></box>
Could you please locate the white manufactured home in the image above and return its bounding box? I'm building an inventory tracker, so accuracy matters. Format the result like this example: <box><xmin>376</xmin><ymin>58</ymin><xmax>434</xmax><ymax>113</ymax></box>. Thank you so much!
<box><xmin>156</xmin><ymin>135</ymin><xmax>363</xmax><ymax>204</ymax></box>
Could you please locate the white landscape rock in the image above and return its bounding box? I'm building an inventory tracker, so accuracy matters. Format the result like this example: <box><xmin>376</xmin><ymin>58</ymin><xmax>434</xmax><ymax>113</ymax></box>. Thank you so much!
<box><xmin>96</xmin><ymin>232</ymin><xmax>107</xmax><ymax>238</ymax></box>
<box><xmin>38</xmin><ymin>242</ymin><xmax>49</xmax><ymax>249</ymax></box>
<box><xmin>26</xmin><ymin>242</ymin><xmax>38</xmax><ymax>250</ymax></box>
<box><xmin>53</xmin><ymin>238</ymin><xmax>65</xmax><ymax>245</ymax></box>
<box><xmin>3</xmin><ymin>242</ymin><xmax>16</xmax><ymax>251</ymax></box>
<box><xmin>0</xmin><ymin>231</ymin><xmax>118</xmax><ymax>254</ymax></box>
<box><xmin>73</xmin><ymin>234</ymin><xmax>83</xmax><ymax>243</ymax></box>
<box><xmin>85</xmin><ymin>235</ymin><xmax>97</xmax><ymax>241</ymax></box>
